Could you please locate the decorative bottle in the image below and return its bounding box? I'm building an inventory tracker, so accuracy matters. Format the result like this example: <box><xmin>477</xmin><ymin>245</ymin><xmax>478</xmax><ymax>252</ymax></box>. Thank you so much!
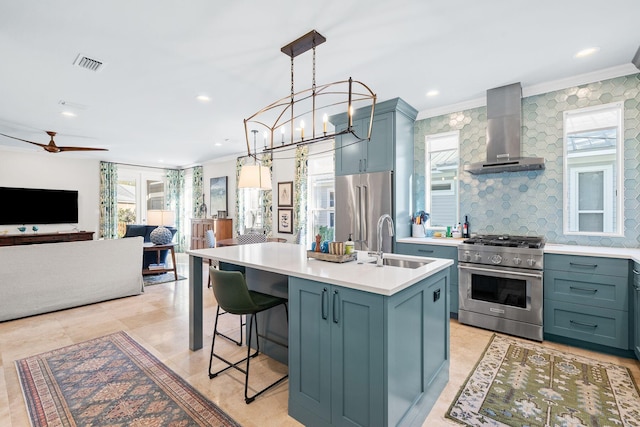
<box><xmin>463</xmin><ymin>216</ymin><xmax>470</xmax><ymax>238</ymax></box>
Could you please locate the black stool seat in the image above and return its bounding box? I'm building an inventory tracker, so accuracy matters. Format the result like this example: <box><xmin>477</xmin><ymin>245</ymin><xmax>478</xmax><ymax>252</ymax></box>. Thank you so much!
<box><xmin>208</xmin><ymin>268</ymin><xmax>288</xmax><ymax>403</ymax></box>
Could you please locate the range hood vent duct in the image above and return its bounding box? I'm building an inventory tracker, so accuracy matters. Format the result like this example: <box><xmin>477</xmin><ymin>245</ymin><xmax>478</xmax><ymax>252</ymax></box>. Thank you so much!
<box><xmin>464</xmin><ymin>82</ymin><xmax>545</xmax><ymax>175</ymax></box>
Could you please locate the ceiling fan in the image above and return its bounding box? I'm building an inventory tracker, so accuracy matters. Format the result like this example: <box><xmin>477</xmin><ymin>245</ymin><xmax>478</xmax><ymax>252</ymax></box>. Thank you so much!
<box><xmin>0</xmin><ymin>131</ymin><xmax>108</xmax><ymax>153</ymax></box>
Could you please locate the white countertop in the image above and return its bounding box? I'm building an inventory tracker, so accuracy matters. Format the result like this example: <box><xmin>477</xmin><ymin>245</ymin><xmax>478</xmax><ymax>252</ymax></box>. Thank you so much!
<box><xmin>187</xmin><ymin>242</ymin><xmax>453</xmax><ymax>296</ymax></box>
<box><xmin>397</xmin><ymin>237</ymin><xmax>466</xmax><ymax>246</ymax></box>
<box><xmin>397</xmin><ymin>237</ymin><xmax>640</xmax><ymax>263</ymax></box>
<box><xmin>543</xmin><ymin>243</ymin><xmax>640</xmax><ymax>263</ymax></box>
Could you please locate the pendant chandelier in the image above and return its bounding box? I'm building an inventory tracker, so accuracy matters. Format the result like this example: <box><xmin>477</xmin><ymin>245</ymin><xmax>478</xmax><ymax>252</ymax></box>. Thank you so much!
<box><xmin>243</xmin><ymin>30</ymin><xmax>376</xmax><ymax>155</ymax></box>
<box><xmin>238</xmin><ymin>130</ymin><xmax>272</xmax><ymax>190</ymax></box>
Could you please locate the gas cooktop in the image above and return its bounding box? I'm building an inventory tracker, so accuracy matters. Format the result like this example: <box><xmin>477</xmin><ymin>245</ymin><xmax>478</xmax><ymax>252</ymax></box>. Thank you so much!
<box><xmin>462</xmin><ymin>234</ymin><xmax>545</xmax><ymax>249</ymax></box>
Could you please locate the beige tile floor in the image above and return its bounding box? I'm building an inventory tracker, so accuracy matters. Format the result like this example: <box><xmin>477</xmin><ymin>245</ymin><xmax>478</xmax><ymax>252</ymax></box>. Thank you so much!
<box><xmin>1</xmin><ymin>253</ymin><xmax>639</xmax><ymax>426</ymax></box>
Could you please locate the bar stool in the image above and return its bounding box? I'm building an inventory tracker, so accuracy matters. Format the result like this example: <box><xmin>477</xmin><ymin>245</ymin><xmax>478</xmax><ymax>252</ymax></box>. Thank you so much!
<box><xmin>208</xmin><ymin>268</ymin><xmax>288</xmax><ymax>403</ymax></box>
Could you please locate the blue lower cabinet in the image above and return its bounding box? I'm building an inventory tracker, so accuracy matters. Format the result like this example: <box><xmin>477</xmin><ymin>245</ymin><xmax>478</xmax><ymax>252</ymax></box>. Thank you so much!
<box><xmin>395</xmin><ymin>243</ymin><xmax>458</xmax><ymax>316</ymax></box>
<box><xmin>544</xmin><ymin>299</ymin><xmax>629</xmax><ymax>349</ymax></box>
<box><xmin>543</xmin><ymin>254</ymin><xmax>630</xmax><ymax>354</ymax></box>
<box><xmin>288</xmin><ymin>271</ymin><xmax>450</xmax><ymax>427</ymax></box>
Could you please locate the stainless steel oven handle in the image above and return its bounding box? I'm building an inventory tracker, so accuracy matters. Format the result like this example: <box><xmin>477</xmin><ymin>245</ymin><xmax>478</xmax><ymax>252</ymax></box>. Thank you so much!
<box><xmin>459</xmin><ymin>265</ymin><xmax>543</xmax><ymax>279</ymax></box>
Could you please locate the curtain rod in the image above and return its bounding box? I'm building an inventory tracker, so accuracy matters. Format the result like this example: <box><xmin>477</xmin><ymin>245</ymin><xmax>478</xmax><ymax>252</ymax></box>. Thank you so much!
<box><xmin>113</xmin><ymin>161</ymin><xmax>189</xmax><ymax>171</ymax></box>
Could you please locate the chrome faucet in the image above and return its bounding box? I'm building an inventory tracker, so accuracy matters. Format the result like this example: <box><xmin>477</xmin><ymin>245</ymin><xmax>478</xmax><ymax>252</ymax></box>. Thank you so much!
<box><xmin>369</xmin><ymin>214</ymin><xmax>394</xmax><ymax>267</ymax></box>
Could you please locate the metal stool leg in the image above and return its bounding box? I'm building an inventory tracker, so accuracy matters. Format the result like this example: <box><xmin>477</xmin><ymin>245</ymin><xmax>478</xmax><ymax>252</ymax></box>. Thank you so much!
<box><xmin>215</xmin><ymin>311</ymin><xmax>244</xmax><ymax>346</ymax></box>
<box><xmin>209</xmin><ymin>307</ymin><xmax>257</xmax><ymax>379</ymax></box>
<box><xmin>244</xmin><ymin>304</ymin><xmax>289</xmax><ymax>404</ymax></box>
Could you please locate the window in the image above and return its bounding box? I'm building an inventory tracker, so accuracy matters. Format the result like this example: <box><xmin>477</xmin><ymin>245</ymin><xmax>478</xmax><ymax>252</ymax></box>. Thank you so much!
<box><xmin>117</xmin><ymin>167</ymin><xmax>167</xmax><ymax>237</ymax></box>
<box><xmin>425</xmin><ymin>131</ymin><xmax>460</xmax><ymax>228</ymax></box>
<box><xmin>239</xmin><ymin>187</ymin><xmax>264</xmax><ymax>232</ymax></box>
<box><xmin>563</xmin><ymin>102</ymin><xmax>623</xmax><ymax>235</ymax></box>
<box><xmin>306</xmin><ymin>142</ymin><xmax>335</xmax><ymax>246</ymax></box>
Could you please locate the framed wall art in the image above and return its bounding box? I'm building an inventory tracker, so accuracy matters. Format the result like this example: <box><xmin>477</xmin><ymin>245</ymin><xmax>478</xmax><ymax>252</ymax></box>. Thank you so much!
<box><xmin>278</xmin><ymin>181</ymin><xmax>293</xmax><ymax>207</ymax></box>
<box><xmin>209</xmin><ymin>176</ymin><xmax>228</xmax><ymax>216</ymax></box>
<box><xmin>277</xmin><ymin>208</ymin><xmax>293</xmax><ymax>234</ymax></box>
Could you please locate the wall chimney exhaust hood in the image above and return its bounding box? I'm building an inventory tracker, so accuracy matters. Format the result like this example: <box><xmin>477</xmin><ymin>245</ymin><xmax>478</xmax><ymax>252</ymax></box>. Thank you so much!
<box><xmin>464</xmin><ymin>82</ymin><xmax>545</xmax><ymax>175</ymax></box>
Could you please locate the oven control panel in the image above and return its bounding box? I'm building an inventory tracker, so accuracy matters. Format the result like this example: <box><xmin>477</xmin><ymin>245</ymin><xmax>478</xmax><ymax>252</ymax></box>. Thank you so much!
<box><xmin>459</xmin><ymin>246</ymin><xmax>543</xmax><ymax>270</ymax></box>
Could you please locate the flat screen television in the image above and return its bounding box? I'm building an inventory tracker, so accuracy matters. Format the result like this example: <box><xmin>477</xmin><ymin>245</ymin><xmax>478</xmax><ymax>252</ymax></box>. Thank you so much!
<box><xmin>0</xmin><ymin>187</ymin><xmax>79</xmax><ymax>225</ymax></box>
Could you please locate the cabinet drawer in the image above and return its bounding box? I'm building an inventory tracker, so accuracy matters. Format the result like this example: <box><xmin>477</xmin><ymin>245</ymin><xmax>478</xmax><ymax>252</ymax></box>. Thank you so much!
<box><xmin>544</xmin><ymin>299</ymin><xmax>629</xmax><ymax>349</ymax></box>
<box><xmin>544</xmin><ymin>270</ymin><xmax>628</xmax><ymax>311</ymax></box>
<box><xmin>395</xmin><ymin>243</ymin><xmax>457</xmax><ymax>284</ymax></box>
<box><xmin>545</xmin><ymin>254</ymin><xmax>628</xmax><ymax>278</ymax></box>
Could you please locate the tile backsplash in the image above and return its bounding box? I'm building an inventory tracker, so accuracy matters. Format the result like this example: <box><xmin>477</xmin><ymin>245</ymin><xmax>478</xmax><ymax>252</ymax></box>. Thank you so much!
<box><xmin>413</xmin><ymin>73</ymin><xmax>640</xmax><ymax>247</ymax></box>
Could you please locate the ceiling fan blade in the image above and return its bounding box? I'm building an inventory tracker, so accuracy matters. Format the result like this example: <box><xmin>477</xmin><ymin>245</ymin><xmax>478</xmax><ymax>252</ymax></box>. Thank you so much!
<box><xmin>0</xmin><ymin>132</ymin><xmax>47</xmax><ymax>148</ymax></box>
<box><xmin>1</xmin><ymin>131</ymin><xmax>108</xmax><ymax>152</ymax></box>
<box><xmin>57</xmin><ymin>146</ymin><xmax>109</xmax><ymax>152</ymax></box>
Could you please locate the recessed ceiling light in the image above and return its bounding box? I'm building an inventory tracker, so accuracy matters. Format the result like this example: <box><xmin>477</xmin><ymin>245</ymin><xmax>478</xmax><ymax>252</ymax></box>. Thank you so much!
<box><xmin>61</xmin><ymin>111</ymin><xmax>76</xmax><ymax>117</ymax></box>
<box><xmin>215</xmin><ymin>142</ymin><xmax>222</xmax><ymax>146</ymax></box>
<box><xmin>574</xmin><ymin>47</ymin><xmax>600</xmax><ymax>58</ymax></box>
<box><xmin>426</xmin><ymin>90</ymin><xmax>439</xmax><ymax>97</ymax></box>
<box><xmin>196</xmin><ymin>95</ymin><xmax>210</xmax><ymax>102</ymax></box>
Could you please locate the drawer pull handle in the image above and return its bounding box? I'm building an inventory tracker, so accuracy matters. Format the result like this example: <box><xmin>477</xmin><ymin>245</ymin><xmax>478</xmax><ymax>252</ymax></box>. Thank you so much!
<box><xmin>418</xmin><ymin>249</ymin><xmax>434</xmax><ymax>253</ymax></box>
<box><xmin>570</xmin><ymin>320</ymin><xmax>598</xmax><ymax>329</ymax></box>
<box><xmin>633</xmin><ymin>269</ymin><xmax>640</xmax><ymax>275</ymax></box>
<box><xmin>569</xmin><ymin>262</ymin><xmax>598</xmax><ymax>269</ymax></box>
<box><xmin>569</xmin><ymin>286</ymin><xmax>598</xmax><ymax>294</ymax></box>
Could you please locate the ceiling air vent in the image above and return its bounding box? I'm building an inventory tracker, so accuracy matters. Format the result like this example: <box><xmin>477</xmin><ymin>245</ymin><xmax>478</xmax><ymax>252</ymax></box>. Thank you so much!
<box><xmin>72</xmin><ymin>53</ymin><xmax>105</xmax><ymax>72</ymax></box>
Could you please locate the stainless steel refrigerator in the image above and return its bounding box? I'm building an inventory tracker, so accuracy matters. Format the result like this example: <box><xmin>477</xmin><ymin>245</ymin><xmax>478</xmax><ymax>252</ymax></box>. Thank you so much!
<box><xmin>335</xmin><ymin>171</ymin><xmax>393</xmax><ymax>253</ymax></box>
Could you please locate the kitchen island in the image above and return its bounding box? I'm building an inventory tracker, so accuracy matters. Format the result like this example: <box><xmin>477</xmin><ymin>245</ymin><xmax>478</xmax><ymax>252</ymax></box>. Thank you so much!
<box><xmin>188</xmin><ymin>242</ymin><xmax>453</xmax><ymax>427</ymax></box>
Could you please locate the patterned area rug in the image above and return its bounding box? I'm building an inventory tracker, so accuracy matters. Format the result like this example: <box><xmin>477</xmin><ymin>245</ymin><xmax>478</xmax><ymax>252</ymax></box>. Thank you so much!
<box><xmin>447</xmin><ymin>334</ymin><xmax>640</xmax><ymax>426</ymax></box>
<box><xmin>15</xmin><ymin>331</ymin><xmax>241</xmax><ymax>427</ymax></box>
<box><xmin>143</xmin><ymin>273</ymin><xmax>186</xmax><ymax>286</ymax></box>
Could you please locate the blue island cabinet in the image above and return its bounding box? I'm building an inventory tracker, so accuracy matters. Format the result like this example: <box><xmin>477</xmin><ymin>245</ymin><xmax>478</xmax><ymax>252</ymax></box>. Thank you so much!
<box><xmin>633</xmin><ymin>262</ymin><xmax>640</xmax><ymax>360</ymax></box>
<box><xmin>288</xmin><ymin>269</ymin><xmax>450</xmax><ymax>427</ymax></box>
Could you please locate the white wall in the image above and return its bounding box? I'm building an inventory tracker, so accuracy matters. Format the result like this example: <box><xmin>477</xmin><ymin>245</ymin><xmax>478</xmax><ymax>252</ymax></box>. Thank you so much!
<box><xmin>0</xmin><ymin>149</ymin><xmax>101</xmax><ymax>235</ymax></box>
<box><xmin>202</xmin><ymin>155</ymin><xmax>238</xmax><ymax>230</ymax></box>
<box><xmin>271</xmin><ymin>150</ymin><xmax>296</xmax><ymax>240</ymax></box>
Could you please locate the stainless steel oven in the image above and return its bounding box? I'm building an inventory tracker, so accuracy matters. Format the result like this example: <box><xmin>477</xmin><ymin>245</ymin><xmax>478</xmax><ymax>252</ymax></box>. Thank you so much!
<box><xmin>457</xmin><ymin>235</ymin><xmax>544</xmax><ymax>341</ymax></box>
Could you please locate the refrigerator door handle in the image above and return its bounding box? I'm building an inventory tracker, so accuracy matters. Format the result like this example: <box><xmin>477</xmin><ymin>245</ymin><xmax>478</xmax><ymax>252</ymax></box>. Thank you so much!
<box><xmin>361</xmin><ymin>185</ymin><xmax>368</xmax><ymax>246</ymax></box>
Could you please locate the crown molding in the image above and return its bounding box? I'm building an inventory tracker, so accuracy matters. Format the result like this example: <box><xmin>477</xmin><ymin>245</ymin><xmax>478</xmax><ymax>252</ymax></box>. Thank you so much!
<box><xmin>416</xmin><ymin>64</ymin><xmax>639</xmax><ymax>120</ymax></box>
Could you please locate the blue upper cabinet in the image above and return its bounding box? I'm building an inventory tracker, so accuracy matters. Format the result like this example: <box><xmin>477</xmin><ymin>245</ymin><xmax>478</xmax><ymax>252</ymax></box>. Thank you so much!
<box><xmin>331</xmin><ymin>98</ymin><xmax>418</xmax><ymax>242</ymax></box>
<box><xmin>334</xmin><ymin>113</ymin><xmax>393</xmax><ymax>175</ymax></box>
<box><xmin>331</xmin><ymin>98</ymin><xmax>417</xmax><ymax>177</ymax></box>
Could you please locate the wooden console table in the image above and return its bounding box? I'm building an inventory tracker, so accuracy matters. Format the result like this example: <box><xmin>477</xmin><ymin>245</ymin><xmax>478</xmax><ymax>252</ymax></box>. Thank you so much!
<box><xmin>142</xmin><ymin>242</ymin><xmax>178</xmax><ymax>280</ymax></box>
<box><xmin>0</xmin><ymin>231</ymin><xmax>94</xmax><ymax>246</ymax></box>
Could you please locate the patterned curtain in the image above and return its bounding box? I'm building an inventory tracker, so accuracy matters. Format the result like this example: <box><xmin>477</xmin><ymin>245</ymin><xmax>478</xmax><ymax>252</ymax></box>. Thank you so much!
<box><xmin>294</xmin><ymin>146</ymin><xmax>308</xmax><ymax>244</ymax></box>
<box><xmin>99</xmin><ymin>161</ymin><xmax>118</xmax><ymax>239</ymax></box>
<box><xmin>166</xmin><ymin>169</ymin><xmax>185</xmax><ymax>252</ymax></box>
<box><xmin>192</xmin><ymin>166</ymin><xmax>205</xmax><ymax>218</ymax></box>
<box><xmin>260</xmin><ymin>153</ymin><xmax>273</xmax><ymax>236</ymax></box>
<box><xmin>235</xmin><ymin>157</ymin><xmax>245</xmax><ymax>236</ymax></box>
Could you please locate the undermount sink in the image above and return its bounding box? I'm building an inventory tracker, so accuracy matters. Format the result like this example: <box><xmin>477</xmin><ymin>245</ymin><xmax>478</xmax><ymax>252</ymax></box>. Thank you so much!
<box><xmin>370</xmin><ymin>257</ymin><xmax>431</xmax><ymax>269</ymax></box>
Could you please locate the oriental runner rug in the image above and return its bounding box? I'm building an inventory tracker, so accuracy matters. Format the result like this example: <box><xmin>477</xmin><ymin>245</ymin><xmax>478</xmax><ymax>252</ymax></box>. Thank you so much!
<box><xmin>446</xmin><ymin>334</ymin><xmax>640</xmax><ymax>426</ymax></box>
<box><xmin>16</xmin><ymin>331</ymin><xmax>241</xmax><ymax>427</ymax></box>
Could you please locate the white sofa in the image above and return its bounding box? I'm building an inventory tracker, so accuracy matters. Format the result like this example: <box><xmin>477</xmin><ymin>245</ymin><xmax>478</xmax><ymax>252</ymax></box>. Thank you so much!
<box><xmin>0</xmin><ymin>237</ymin><xmax>144</xmax><ymax>322</ymax></box>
